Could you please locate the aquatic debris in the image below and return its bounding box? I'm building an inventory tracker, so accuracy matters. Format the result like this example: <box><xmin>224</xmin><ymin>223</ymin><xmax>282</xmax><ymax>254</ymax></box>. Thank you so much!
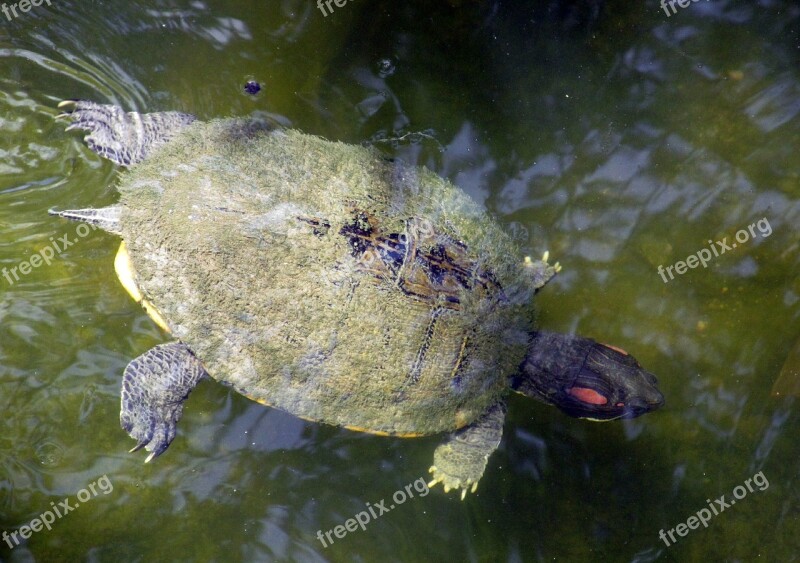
<box><xmin>243</xmin><ymin>80</ymin><xmax>261</xmax><ymax>95</ymax></box>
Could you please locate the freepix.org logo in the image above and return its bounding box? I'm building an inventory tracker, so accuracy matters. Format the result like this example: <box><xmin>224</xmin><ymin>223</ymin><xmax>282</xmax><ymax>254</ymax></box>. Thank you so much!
<box><xmin>660</xmin><ymin>0</ymin><xmax>708</xmax><ymax>18</ymax></box>
<box><xmin>316</xmin><ymin>0</ymin><xmax>353</xmax><ymax>18</ymax></box>
<box><xmin>316</xmin><ymin>477</ymin><xmax>429</xmax><ymax>548</ymax></box>
<box><xmin>3</xmin><ymin>475</ymin><xmax>113</xmax><ymax>550</ymax></box>
<box><xmin>658</xmin><ymin>471</ymin><xmax>769</xmax><ymax>548</ymax></box>
<box><xmin>1</xmin><ymin>0</ymin><xmax>53</xmax><ymax>22</ymax></box>
<box><xmin>2</xmin><ymin>222</ymin><xmax>98</xmax><ymax>287</ymax></box>
<box><xmin>656</xmin><ymin>217</ymin><xmax>772</xmax><ymax>284</ymax></box>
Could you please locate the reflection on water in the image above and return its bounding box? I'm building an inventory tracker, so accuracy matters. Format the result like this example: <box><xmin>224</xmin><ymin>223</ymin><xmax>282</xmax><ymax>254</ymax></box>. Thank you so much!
<box><xmin>1</xmin><ymin>0</ymin><xmax>800</xmax><ymax>560</ymax></box>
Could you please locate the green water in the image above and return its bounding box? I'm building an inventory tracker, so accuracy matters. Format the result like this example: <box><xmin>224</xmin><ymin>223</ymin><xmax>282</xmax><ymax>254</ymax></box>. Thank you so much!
<box><xmin>1</xmin><ymin>1</ymin><xmax>799</xmax><ymax>561</ymax></box>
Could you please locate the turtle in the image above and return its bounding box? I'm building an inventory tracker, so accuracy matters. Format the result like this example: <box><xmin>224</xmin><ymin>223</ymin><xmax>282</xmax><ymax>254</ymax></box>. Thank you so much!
<box><xmin>51</xmin><ymin>100</ymin><xmax>664</xmax><ymax>498</ymax></box>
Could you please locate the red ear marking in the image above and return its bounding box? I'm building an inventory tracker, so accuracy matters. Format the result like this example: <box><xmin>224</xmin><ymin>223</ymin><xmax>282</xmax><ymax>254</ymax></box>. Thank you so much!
<box><xmin>568</xmin><ymin>387</ymin><xmax>608</xmax><ymax>405</ymax></box>
<box><xmin>601</xmin><ymin>343</ymin><xmax>628</xmax><ymax>355</ymax></box>
<box><xmin>616</xmin><ymin>402</ymin><xmax>624</xmax><ymax>407</ymax></box>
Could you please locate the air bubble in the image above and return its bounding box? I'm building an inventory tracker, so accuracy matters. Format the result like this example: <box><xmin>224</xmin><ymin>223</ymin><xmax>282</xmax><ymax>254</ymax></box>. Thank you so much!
<box><xmin>377</xmin><ymin>58</ymin><xmax>396</xmax><ymax>78</ymax></box>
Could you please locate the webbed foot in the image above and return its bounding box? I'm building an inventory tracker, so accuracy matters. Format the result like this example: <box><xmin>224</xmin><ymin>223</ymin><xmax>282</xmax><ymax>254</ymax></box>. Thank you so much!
<box><xmin>58</xmin><ymin>99</ymin><xmax>195</xmax><ymax>165</ymax></box>
<box><xmin>120</xmin><ymin>342</ymin><xmax>208</xmax><ymax>462</ymax></box>
<box><xmin>428</xmin><ymin>402</ymin><xmax>506</xmax><ymax>499</ymax></box>
<box><xmin>524</xmin><ymin>251</ymin><xmax>561</xmax><ymax>289</ymax></box>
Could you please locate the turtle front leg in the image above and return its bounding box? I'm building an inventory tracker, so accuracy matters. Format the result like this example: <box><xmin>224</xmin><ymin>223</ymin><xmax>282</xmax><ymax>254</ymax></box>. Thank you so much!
<box><xmin>121</xmin><ymin>342</ymin><xmax>208</xmax><ymax>462</ymax></box>
<box><xmin>428</xmin><ymin>402</ymin><xmax>506</xmax><ymax>499</ymax></box>
<box><xmin>523</xmin><ymin>251</ymin><xmax>561</xmax><ymax>289</ymax></box>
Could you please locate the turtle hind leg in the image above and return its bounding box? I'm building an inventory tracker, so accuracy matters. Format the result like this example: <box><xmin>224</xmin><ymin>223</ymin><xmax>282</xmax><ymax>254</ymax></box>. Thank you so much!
<box><xmin>428</xmin><ymin>401</ymin><xmax>506</xmax><ymax>499</ymax></box>
<box><xmin>120</xmin><ymin>342</ymin><xmax>208</xmax><ymax>462</ymax></box>
<box><xmin>57</xmin><ymin>100</ymin><xmax>195</xmax><ymax>166</ymax></box>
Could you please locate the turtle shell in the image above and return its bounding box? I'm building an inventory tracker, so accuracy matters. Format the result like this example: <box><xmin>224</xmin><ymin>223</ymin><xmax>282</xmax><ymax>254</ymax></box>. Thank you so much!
<box><xmin>118</xmin><ymin>119</ymin><xmax>536</xmax><ymax>436</ymax></box>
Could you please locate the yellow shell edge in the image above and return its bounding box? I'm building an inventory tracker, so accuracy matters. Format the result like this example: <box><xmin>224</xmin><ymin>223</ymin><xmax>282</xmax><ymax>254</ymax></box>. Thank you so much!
<box><xmin>114</xmin><ymin>241</ymin><xmax>171</xmax><ymax>333</ymax></box>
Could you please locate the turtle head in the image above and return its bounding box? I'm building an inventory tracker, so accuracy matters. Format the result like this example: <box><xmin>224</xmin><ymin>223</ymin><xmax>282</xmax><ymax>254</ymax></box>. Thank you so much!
<box><xmin>513</xmin><ymin>331</ymin><xmax>664</xmax><ymax>421</ymax></box>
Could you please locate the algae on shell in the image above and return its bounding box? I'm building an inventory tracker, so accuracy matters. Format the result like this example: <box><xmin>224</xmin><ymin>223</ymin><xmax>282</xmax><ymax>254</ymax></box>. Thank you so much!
<box><xmin>118</xmin><ymin>119</ymin><xmax>537</xmax><ymax>435</ymax></box>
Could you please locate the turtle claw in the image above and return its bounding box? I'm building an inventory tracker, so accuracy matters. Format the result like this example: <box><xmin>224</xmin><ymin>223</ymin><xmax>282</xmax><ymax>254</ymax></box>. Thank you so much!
<box><xmin>524</xmin><ymin>251</ymin><xmax>561</xmax><ymax>288</ymax></box>
<box><xmin>460</xmin><ymin>485</ymin><xmax>478</xmax><ymax>501</ymax></box>
<box><xmin>56</xmin><ymin>100</ymin><xmax>80</xmax><ymax>120</ymax></box>
<box><xmin>427</xmin><ymin>469</ymin><xmax>442</xmax><ymax>490</ymax></box>
<box><xmin>120</xmin><ymin>398</ymin><xmax>175</xmax><ymax>462</ymax></box>
<box><xmin>540</xmin><ymin>250</ymin><xmax>562</xmax><ymax>272</ymax></box>
<box><xmin>427</xmin><ymin>463</ymin><xmax>480</xmax><ymax>499</ymax></box>
<box><xmin>128</xmin><ymin>440</ymin><xmax>147</xmax><ymax>454</ymax></box>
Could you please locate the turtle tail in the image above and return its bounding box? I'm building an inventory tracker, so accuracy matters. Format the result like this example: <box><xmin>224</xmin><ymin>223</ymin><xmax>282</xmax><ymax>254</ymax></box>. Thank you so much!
<box><xmin>48</xmin><ymin>206</ymin><xmax>123</xmax><ymax>236</ymax></box>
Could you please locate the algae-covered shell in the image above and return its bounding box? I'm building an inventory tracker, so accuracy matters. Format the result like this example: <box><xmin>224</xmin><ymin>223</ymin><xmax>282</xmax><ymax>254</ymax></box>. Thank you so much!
<box><xmin>119</xmin><ymin>119</ymin><xmax>536</xmax><ymax>436</ymax></box>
